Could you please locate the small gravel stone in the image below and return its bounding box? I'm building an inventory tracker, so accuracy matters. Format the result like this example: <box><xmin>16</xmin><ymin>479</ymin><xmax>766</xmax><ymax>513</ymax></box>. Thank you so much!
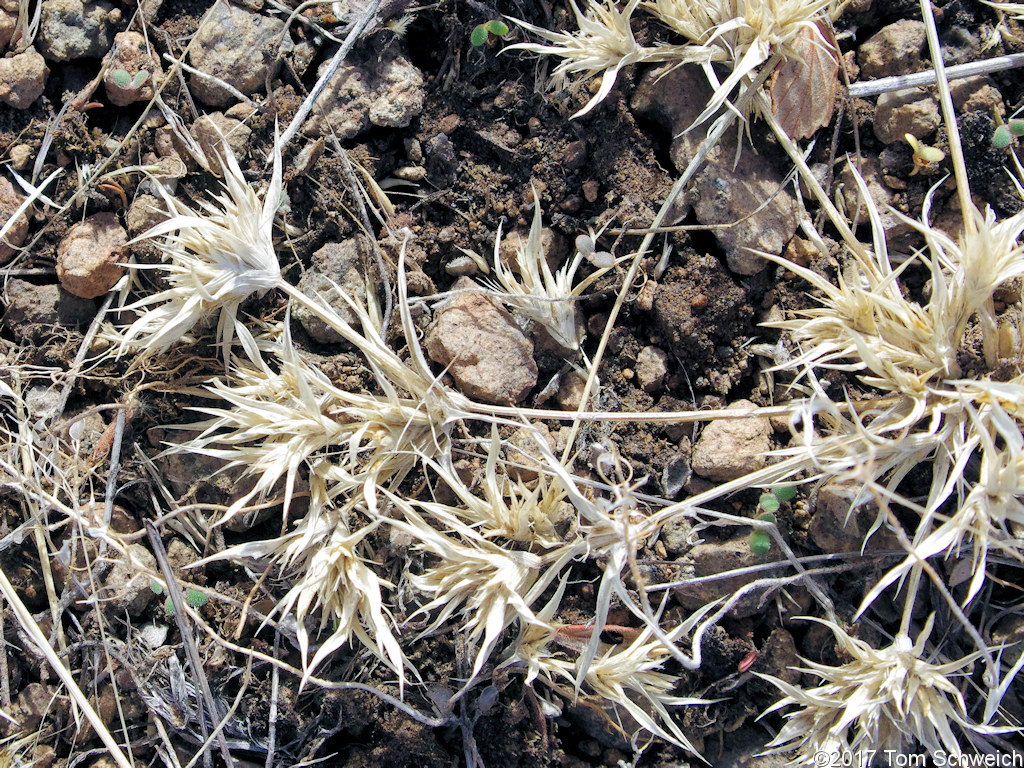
<box><xmin>691</xmin><ymin>398</ymin><xmax>771</xmax><ymax>481</ymax></box>
<box><xmin>294</xmin><ymin>236</ymin><xmax>371</xmax><ymax>344</ymax></box>
<box><xmin>306</xmin><ymin>50</ymin><xmax>425</xmax><ymax>138</ymax></box>
<box><xmin>809</xmin><ymin>479</ymin><xmax>900</xmax><ymax>552</ymax></box>
<box><xmin>102</xmin><ymin>544</ymin><xmax>157</xmax><ymax>615</ymax></box>
<box><xmin>873</xmin><ymin>87</ymin><xmax>940</xmax><ymax>144</ymax></box>
<box><xmin>661</xmin><ymin>454</ymin><xmax>691</xmax><ymax>498</ymax></box>
<box><xmin>394</xmin><ymin>165</ymin><xmax>426</xmax><ymax>181</ymax></box>
<box><xmin>505</xmin><ymin>422</ymin><xmax>554</xmax><ymax>482</ymax></box>
<box><xmin>38</xmin><ymin>0</ymin><xmax>120</xmax><ymax>61</ymax></box>
<box><xmin>103</xmin><ymin>31</ymin><xmax>161</xmax><ymax>107</ymax></box>
<box><xmin>126</xmin><ymin>193</ymin><xmax>166</xmax><ymax>236</ymax></box>
<box><xmin>5</xmin><ymin>684</ymin><xmax>55</xmax><ymax>735</ymax></box>
<box><xmin>188</xmin><ymin>2</ymin><xmax>287</xmax><ymax>107</ymax></box>
<box><xmin>0</xmin><ymin>48</ymin><xmax>47</xmax><ymax>109</ymax></box>
<box><xmin>190</xmin><ymin>111</ymin><xmax>252</xmax><ymax>170</ymax></box>
<box><xmin>839</xmin><ymin>155</ymin><xmax>915</xmax><ymax>239</ymax></box>
<box><xmin>659</xmin><ymin>515</ymin><xmax>691</xmax><ymax>555</ymax></box>
<box><xmin>563</xmin><ymin>140</ymin><xmax>587</xmax><ymax>170</ymax></box>
<box><xmin>557</xmin><ymin>368</ymin><xmax>588</xmax><ymax>410</ymax></box>
<box><xmin>444</xmin><ymin>255</ymin><xmax>480</xmax><ymax>276</ymax></box>
<box><xmin>0</xmin><ymin>2</ymin><xmax>16</xmax><ymax>52</ymax></box>
<box><xmin>3</xmin><ymin>279</ymin><xmax>96</xmax><ymax>343</ymax></box>
<box><xmin>582</xmin><ymin>179</ymin><xmax>599</xmax><ymax>203</ymax></box>
<box><xmin>56</xmin><ymin>213</ymin><xmax>127</xmax><ymax>298</ymax></box>
<box><xmin>636</xmin><ymin>345</ymin><xmax>668</xmax><ymax>393</ymax></box>
<box><xmin>498</xmin><ymin>225</ymin><xmax>567</xmax><ymax>270</ymax></box>
<box><xmin>8</xmin><ymin>143</ymin><xmax>32</xmax><ymax>170</ymax></box>
<box><xmin>857</xmin><ymin>20</ymin><xmax>926</xmax><ymax>79</ymax></box>
<box><xmin>0</xmin><ymin>176</ymin><xmax>29</xmax><ymax>260</ymax></box>
<box><xmin>425</xmin><ymin>276</ymin><xmax>537</xmax><ymax>404</ymax></box>
<box><xmin>950</xmin><ymin>75</ymin><xmax>1005</xmax><ymax>120</ymax></box>
<box><xmin>675</xmin><ymin>536</ymin><xmax>773</xmax><ymax>617</ymax></box>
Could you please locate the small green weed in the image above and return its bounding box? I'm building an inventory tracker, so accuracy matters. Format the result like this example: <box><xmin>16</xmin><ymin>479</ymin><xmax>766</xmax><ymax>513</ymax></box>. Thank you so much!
<box><xmin>993</xmin><ymin>119</ymin><xmax>1024</xmax><ymax>148</ymax></box>
<box><xmin>470</xmin><ymin>20</ymin><xmax>509</xmax><ymax>46</ymax></box>
<box><xmin>749</xmin><ymin>487</ymin><xmax>796</xmax><ymax>555</ymax></box>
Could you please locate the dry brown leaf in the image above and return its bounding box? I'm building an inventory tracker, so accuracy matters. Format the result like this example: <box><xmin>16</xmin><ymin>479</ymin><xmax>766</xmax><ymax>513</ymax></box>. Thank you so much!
<box><xmin>770</xmin><ymin>22</ymin><xmax>840</xmax><ymax>140</ymax></box>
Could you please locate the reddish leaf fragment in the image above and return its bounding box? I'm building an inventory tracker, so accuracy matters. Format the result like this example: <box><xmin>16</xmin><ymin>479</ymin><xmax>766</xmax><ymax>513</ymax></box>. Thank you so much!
<box><xmin>770</xmin><ymin>23</ymin><xmax>840</xmax><ymax>140</ymax></box>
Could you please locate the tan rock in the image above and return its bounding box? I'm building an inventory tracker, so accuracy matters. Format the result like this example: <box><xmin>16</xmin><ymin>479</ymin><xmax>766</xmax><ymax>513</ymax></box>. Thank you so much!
<box><xmin>56</xmin><ymin>212</ymin><xmax>127</xmax><ymax>298</ymax></box>
<box><xmin>425</xmin><ymin>277</ymin><xmax>537</xmax><ymax>404</ymax></box>
<box><xmin>691</xmin><ymin>398</ymin><xmax>771</xmax><ymax>481</ymax></box>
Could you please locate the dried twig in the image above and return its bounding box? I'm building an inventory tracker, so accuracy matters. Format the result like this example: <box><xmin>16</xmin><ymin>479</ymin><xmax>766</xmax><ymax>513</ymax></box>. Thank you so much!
<box><xmin>146</xmin><ymin>522</ymin><xmax>236</xmax><ymax>768</ymax></box>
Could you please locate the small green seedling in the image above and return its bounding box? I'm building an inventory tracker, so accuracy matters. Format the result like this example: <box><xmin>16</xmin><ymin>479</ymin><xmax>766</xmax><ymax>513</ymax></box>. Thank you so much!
<box><xmin>111</xmin><ymin>68</ymin><xmax>150</xmax><ymax>90</ymax></box>
<box><xmin>993</xmin><ymin>119</ymin><xmax>1024</xmax><ymax>149</ymax></box>
<box><xmin>904</xmin><ymin>134</ymin><xmax>944</xmax><ymax>175</ymax></box>
<box><xmin>749</xmin><ymin>487</ymin><xmax>796</xmax><ymax>555</ymax></box>
<box><xmin>153</xmin><ymin>581</ymin><xmax>209</xmax><ymax>614</ymax></box>
<box><xmin>470</xmin><ymin>20</ymin><xmax>509</xmax><ymax>46</ymax></box>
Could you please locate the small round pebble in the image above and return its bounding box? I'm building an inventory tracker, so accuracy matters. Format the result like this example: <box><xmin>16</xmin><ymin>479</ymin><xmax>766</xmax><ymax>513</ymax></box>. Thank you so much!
<box><xmin>56</xmin><ymin>213</ymin><xmax>128</xmax><ymax>298</ymax></box>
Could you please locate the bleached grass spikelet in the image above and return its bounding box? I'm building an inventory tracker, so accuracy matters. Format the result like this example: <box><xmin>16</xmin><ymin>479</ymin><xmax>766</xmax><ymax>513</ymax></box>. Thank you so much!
<box><xmin>487</xmin><ymin>188</ymin><xmax>606</xmax><ymax>350</ymax></box>
<box><xmin>649</xmin><ymin>0</ymin><xmax>836</xmax><ymax>121</ymax></box>
<box><xmin>764</xmin><ymin>170</ymin><xmax>1024</xmax><ymax>607</ymax></box>
<box><xmin>383</xmin><ymin>489</ymin><xmax>555</xmax><ymax>679</ymax></box>
<box><xmin>200</xmin><ymin>472</ymin><xmax>406</xmax><ymax>690</ymax></box>
<box><xmin>506</xmin><ymin>0</ymin><xmax>710</xmax><ymax>118</ymax></box>
<box><xmin>175</xmin><ymin>321</ymin><xmax>442</xmax><ymax>525</ymax></box>
<box><xmin>509</xmin><ymin>0</ymin><xmax>835</xmax><ymax>121</ymax></box>
<box><xmin>759</xmin><ymin>616</ymin><xmax>1000</xmax><ymax>761</ymax></box>
<box><xmin>503</xmin><ymin>582</ymin><xmax>707</xmax><ymax>753</ymax></box>
<box><xmin>119</xmin><ymin>131</ymin><xmax>284</xmax><ymax>361</ymax></box>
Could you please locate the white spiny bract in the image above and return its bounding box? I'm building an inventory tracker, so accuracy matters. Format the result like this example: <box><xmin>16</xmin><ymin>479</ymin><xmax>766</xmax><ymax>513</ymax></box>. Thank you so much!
<box><xmin>759</xmin><ymin>617</ymin><xmax>996</xmax><ymax>762</ymax></box>
<box><xmin>119</xmin><ymin>133</ymin><xmax>283</xmax><ymax>361</ymax></box>
<box><xmin>487</xmin><ymin>190</ymin><xmax>592</xmax><ymax>350</ymax></box>
<box><xmin>174</xmin><ymin>323</ymin><xmax>443</xmax><ymax>525</ymax></box>
<box><xmin>764</xmin><ymin>170</ymin><xmax>1024</xmax><ymax>608</ymax></box>
<box><xmin>504</xmin><ymin>582</ymin><xmax>705</xmax><ymax>751</ymax></box>
<box><xmin>508</xmin><ymin>0</ymin><xmax>835</xmax><ymax>121</ymax></box>
<box><xmin>506</xmin><ymin>0</ymin><xmax>710</xmax><ymax>118</ymax></box>
<box><xmin>200</xmin><ymin>471</ymin><xmax>406</xmax><ymax>690</ymax></box>
<box><xmin>382</xmin><ymin>489</ymin><xmax>556</xmax><ymax>679</ymax></box>
<box><xmin>425</xmin><ymin>428</ymin><xmax>574</xmax><ymax>550</ymax></box>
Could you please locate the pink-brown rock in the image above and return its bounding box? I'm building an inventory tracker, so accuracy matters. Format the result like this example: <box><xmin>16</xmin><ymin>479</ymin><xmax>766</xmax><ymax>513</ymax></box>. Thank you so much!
<box><xmin>103</xmin><ymin>31</ymin><xmax>160</xmax><ymax>107</ymax></box>
<box><xmin>425</xmin><ymin>277</ymin><xmax>537</xmax><ymax>404</ymax></box>
<box><xmin>0</xmin><ymin>177</ymin><xmax>28</xmax><ymax>260</ymax></box>
<box><xmin>0</xmin><ymin>48</ymin><xmax>47</xmax><ymax>109</ymax></box>
<box><xmin>691</xmin><ymin>398</ymin><xmax>772</xmax><ymax>482</ymax></box>
<box><xmin>56</xmin><ymin>213</ymin><xmax>127</xmax><ymax>298</ymax></box>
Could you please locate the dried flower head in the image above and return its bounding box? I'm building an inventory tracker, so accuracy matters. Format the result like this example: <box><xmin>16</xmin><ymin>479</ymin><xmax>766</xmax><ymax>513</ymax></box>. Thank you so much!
<box><xmin>507</xmin><ymin>0</ymin><xmax>708</xmax><ymax>118</ymax></box>
<box><xmin>384</xmin><ymin>490</ymin><xmax>553</xmax><ymax>679</ymax></box>
<box><xmin>487</xmin><ymin>188</ymin><xmax>608</xmax><ymax>350</ymax></box>
<box><xmin>759</xmin><ymin>616</ymin><xmax>999</xmax><ymax>762</ymax></box>
<box><xmin>509</xmin><ymin>0</ymin><xmax>836</xmax><ymax>121</ymax></box>
<box><xmin>119</xmin><ymin>132</ymin><xmax>283</xmax><ymax>361</ymax></box>
<box><xmin>202</xmin><ymin>474</ymin><xmax>405</xmax><ymax>689</ymax></box>
<box><xmin>764</xmin><ymin>170</ymin><xmax>1024</xmax><ymax>607</ymax></box>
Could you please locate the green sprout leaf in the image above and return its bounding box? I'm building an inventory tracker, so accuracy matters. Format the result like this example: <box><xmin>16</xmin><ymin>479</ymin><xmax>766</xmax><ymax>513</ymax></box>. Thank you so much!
<box><xmin>485</xmin><ymin>20</ymin><xmax>509</xmax><ymax>36</ymax></box>
<box><xmin>111</xmin><ymin>68</ymin><xmax>132</xmax><ymax>89</ymax></box>
<box><xmin>164</xmin><ymin>595</ymin><xmax>174</xmax><ymax>614</ymax></box>
<box><xmin>132</xmin><ymin>70</ymin><xmax>149</xmax><ymax>87</ymax></box>
<box><xmin>150</xmin><ymin>579</ymin><xmax>164</xmax><ymax>595</ymax></box>
<box><xmin>758</xmin><ymin>492</ymin><xmax>780</xmax><ymax>514</ymax></box>
<box><xmin>773</xmin><ymin>486</ymin><xmax>797</xmax><ymax>502</ymax></box>
<box><xmin>750</xmin><ymin>513</ymin><xmax>775</xmax><ymax>556</ymax></box>
<box><xmin>186</xmin><ymin>589</ymin><xmax>208</xmax><ymax>609</ymax></box>
<box><xmin>994</xmin><ymin>125</ymin><xmax>1013</xmax><ymax>149</ymax></box>
<box><xmin>1009</xmin><ymin>119</ymin><xmax>1024</xmax><ymax>136</ymax></box>
<box><xmin>470</xmin><ymin>23</ymin><xmax>489</xmax><ymax>46</ymax></box>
